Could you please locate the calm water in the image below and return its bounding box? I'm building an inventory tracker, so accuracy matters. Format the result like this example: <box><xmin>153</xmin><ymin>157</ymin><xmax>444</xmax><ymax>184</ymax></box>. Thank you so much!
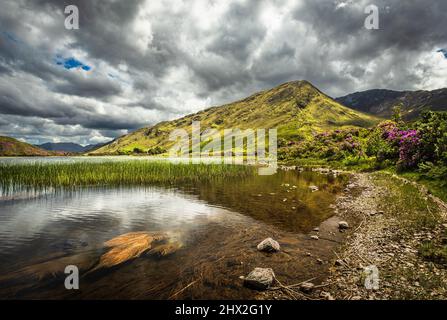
<box><xmin>0</xmin><ymin>158</ymin><xmax>348</xmax><ymax>299</ymax></box>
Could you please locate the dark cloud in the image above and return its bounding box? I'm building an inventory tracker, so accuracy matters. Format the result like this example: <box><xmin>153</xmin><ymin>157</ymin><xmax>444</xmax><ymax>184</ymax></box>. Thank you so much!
<box><xmin>0</xmin><ymin>0</ymin><xmax>446</xmax><ymax>144</ymax></box>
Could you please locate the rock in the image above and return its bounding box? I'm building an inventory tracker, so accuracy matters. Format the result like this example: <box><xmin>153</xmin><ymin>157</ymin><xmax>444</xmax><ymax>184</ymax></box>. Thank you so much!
<box><xmin>227</xmin><ymin>259</ymin><xmax>241</xmax><ymax>267</ymax></box>
<box><xmin>243</xmin><ymin>268</ymin><xmax>275</xmax><ymax>290</ymax></box>
<box><xmin>335</xmin><ymin>259</ymin><xmax>344</xmax><ymax>266</ymax></box>
<box><xmin>316</xmin><ymin>258</ymin><xmax>323</xmax><ymax>264</ymax></box>
<box><xmin>299</xmin><ymin>282</ymin><xmax>315</xmax><ymax>293</ymax></box>
<box><xmin>309</xmin><ymin>185</ymin><xmax>319</xmax><ymax>192</ymax></box>
<box><xmin>93</xmin><ymin>231</ymin><xmax>169</xmax><ymax>271</ymax></box>
<box><xmin>320</xmin><ymin>291</ymin><xmax>335</xmax><ymax>300</ymax></box>
<box><xmin>147</xmin><ymin>241</ymin><xmax>183</xmax><ymax>257</ymax></box>
<box><xmin>338</xmin><ymin>221</ymin><xmax>349</xmax><ymax>230</ymax></box>
<box><xmin>257</xmin><ymin>238</ymin><xmax>280</xmax><ymax>253</ymax></box>
<box><xmin>310</xmin><ymin>235</ymin><xmax>319</xmax><ymax>240</ymax></box>
<box><xmin>313</xmin><ymin>227</ymin><xmax>320</xmax><ymax>232</ymax></box>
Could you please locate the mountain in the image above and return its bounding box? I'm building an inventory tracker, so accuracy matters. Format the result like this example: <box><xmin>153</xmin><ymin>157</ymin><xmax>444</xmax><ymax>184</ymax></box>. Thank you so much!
<box><xmin>0</xmin><ymin>136</ymin><xmax>54</xmax><ymax>156</ymax></box>
<box><xmin>37</xmin><ymin>142</ymin><xmax>110</xmax><ymax>153</ymax></box>
<box><xmin>38</xmin><ymin>142</ymin><xmax>86</xmax><ymax>153</ymax></box>
<box><xmin>82</xmin><ymin>143</ymin><xmax>109</xmax><ymax>152</ymax></box>
<box><xmin>336</xmin><ymin>88</ymin><xmax>447</xmax><ymax>120</ymax></box>
<box><xmin>92</xmin><ymin>80</ymin><xmax>380</xmax><ymax>155</ymax></box>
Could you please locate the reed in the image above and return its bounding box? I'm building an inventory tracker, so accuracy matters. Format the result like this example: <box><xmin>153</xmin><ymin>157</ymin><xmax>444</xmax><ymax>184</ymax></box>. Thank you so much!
<box><xmin>0</xmin><ymin>161</ymin><xmax>256</xmax><ymax>189</ymax></box>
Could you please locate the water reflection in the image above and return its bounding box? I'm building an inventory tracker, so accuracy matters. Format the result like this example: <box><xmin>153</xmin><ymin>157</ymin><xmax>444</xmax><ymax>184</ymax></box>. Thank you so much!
<box><xmin>0</xmin><ymin>187</ymin><xmax>238</xmax><ymax>273</ymax></box>
<box><xmin>0</xmin><ymin>168</ymin><xmax>348</xmax><ymax>299</ymax></box>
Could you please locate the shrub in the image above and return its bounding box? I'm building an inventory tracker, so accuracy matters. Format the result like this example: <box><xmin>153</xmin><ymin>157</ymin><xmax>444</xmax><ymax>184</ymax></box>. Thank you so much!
<box><xmin>147</xmin><ymin>146</ymin><xmax>167</xmax><ymax>155</ymax></box>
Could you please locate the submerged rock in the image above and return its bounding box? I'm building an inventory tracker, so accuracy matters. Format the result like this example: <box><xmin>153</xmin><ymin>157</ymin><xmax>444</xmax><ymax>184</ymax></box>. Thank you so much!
<box><xmin>243</xmin><ymin>268</ymin><xmax>275</xmax><ymax>290</ymax></box>
<box><xmin>0</xmin><ymin>252</ymin><xmax>97</xmax><ymax>282</ymax></box>
<box><xmin>91</xmin><ymin>231</ymin><xmax>169</xmax><ymax>271</ymax></box>
<box><xmin>257</xmin><ymin>238</ymin><xmax>280</xmax><ymax>252</ymax></box>
<box><xmin>147</xmin><ymin>241</ymin><xmax>182</xmax><ymax>257</ymax></box>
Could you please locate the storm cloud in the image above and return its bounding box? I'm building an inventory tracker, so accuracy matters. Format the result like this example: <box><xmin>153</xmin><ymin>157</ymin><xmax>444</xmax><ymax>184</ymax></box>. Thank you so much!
<box><xmin>0</xmin><ymin>0</ymin><xmax>446</xmax><ymax>144</ymax></box>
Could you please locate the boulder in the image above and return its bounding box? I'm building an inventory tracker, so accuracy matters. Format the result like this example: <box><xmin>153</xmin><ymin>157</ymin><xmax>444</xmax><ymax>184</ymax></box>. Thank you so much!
<box><xmin>243</xmin><ymin>268</ymin><xmax>275</xmax><ymax>290</ymax></box>
<box><xmin>310</xmin><ymin>235</ymin><xmax>319</xmax><ymax>240</ymax></box>
<box><xmin>257</xmin><ymin>238</ymin><xmax>280</xmax><ymax>252</ymax></box>
<box><xmin>309</xmin><ymin>185</ymin><xmax>319</xmax><ymax>192</ymax></box>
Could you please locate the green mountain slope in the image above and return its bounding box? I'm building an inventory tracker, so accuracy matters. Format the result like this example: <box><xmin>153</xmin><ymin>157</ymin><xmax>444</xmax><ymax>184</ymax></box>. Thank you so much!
<box><xmin>0</xmin><ymin>136</ymin><xmax>54</xmax><ymax>156</ymax></box>
<box><xmin>92</xmin><ymin>81</ymin><xmax>381</xmax><ymax>155</ymax></box>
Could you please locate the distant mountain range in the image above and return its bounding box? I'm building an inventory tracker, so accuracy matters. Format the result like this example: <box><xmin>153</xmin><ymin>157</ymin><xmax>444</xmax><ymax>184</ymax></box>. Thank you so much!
<box><xmin>37</xmin><ymin>142</ymin><xmax>106</xmax><ymax>153</ymax></box>
<box><xmin>92</xmin><ymin>80</ymin><xmax>379</xmax><ymax>155</ymax></box>
<box><xmin>336</xmin><ymin>88</ymin><xmax>447</xmax><ymax>120</ymax></box>
<box><xmin>2</xmin><ymin>81</ymin><xmax>447</xmax><ymax>157</ymax></box>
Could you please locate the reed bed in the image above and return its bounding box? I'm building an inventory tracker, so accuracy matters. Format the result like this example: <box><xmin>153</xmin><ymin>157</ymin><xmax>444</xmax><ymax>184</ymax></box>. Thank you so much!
<box><xmin>0</xmin><ymin>161</ymin><xmax>256</xmax><ymax>189</ymax></box>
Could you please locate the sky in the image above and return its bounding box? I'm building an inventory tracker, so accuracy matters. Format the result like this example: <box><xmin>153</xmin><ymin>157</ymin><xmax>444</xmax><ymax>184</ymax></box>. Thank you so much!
<box><xmin>0</xmin><ymin>0</ymin><xmax>446</xmax><ymax>145</ymax></box>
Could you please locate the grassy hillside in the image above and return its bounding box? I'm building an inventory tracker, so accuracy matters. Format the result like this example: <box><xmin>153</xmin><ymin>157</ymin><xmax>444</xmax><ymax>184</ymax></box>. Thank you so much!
<box><xmin>0</xmin><ymin>136</ymin><xmax>53</xmax><ymax>156</ymax></box>
<box><xmin>92</xmin><ymin>81</ymin><xmax>380</xmax><ymax>155</ymax></box>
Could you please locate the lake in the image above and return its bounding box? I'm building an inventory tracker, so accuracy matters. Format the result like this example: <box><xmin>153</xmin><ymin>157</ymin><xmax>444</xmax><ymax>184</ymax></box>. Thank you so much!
<box><xmin>0</xmin><ymin>157</ymin><xmax>349</xmax><ymax>299</ymax></box>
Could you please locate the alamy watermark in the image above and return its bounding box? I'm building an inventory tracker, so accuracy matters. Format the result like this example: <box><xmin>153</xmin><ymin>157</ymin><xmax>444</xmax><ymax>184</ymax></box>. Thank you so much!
<box><xmin>364</xmin><ymin>265</ymin><xmax>380</xmax><ymax>290</ymax></box>
<box><xmin>168</xmin><ymin>121</ymin><xmax>277</xmax><ymax>175</ymax></box>
<box><xmin>64</xmin><ymin>5</ymin><xmax>79</xmax><ymax>30</ymax></box>
<box><xmin>64</xmin><ymin>265</ymin><xmax>79</xmax><ymax>290</ymax></box>
<box><xmin>364</xmin><ymin>4</ymin><xmax>379</xmax><ymax>30</ymax></box>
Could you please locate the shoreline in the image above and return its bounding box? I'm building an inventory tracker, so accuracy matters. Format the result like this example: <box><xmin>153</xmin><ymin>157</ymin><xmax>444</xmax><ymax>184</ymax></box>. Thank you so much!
<box><xmin>303</xmin><ymin>171</ymin><xmax>447</xmax><ymax>300</ymax></box>
<box><xmin>0</xmin><ymin>161</ymin><xmax>446</xmax><ymax>299</ymax></box>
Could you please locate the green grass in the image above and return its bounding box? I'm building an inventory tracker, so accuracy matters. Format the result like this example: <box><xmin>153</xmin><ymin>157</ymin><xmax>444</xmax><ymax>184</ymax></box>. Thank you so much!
<box><xmin>372</xmin><ymin>173</ymin><xmax>441</xmax><ymax>231</ymax></box>
<box><xmin>0</xmin><ymin>161</ymin><xmax>256</xmax><ymax>189</ymax></box>
<box><xmin>396</xmin><ymin>171</ymin><xmax>447</xmax><ymax>203</ymax></box>
<box><xmin>420</xmin><ymin>238</ymin><xmax>447</xmax><ymax>265</ymax></box>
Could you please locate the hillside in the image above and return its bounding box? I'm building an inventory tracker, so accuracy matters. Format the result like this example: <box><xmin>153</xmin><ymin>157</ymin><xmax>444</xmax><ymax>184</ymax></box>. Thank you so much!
<box><xmin>0</xmin><ymin>136</ymin><xmax>54</xmax><ymax>156</ymax></box>
<box><xmin>92</xmin><ymin>81</ymin><xmax>380</xmax><ymax>155</ymax></box>
<box><xmin>336</xmin><ymin>88</ymin><xmax>447</xmax><ymax>120</ymax></box>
